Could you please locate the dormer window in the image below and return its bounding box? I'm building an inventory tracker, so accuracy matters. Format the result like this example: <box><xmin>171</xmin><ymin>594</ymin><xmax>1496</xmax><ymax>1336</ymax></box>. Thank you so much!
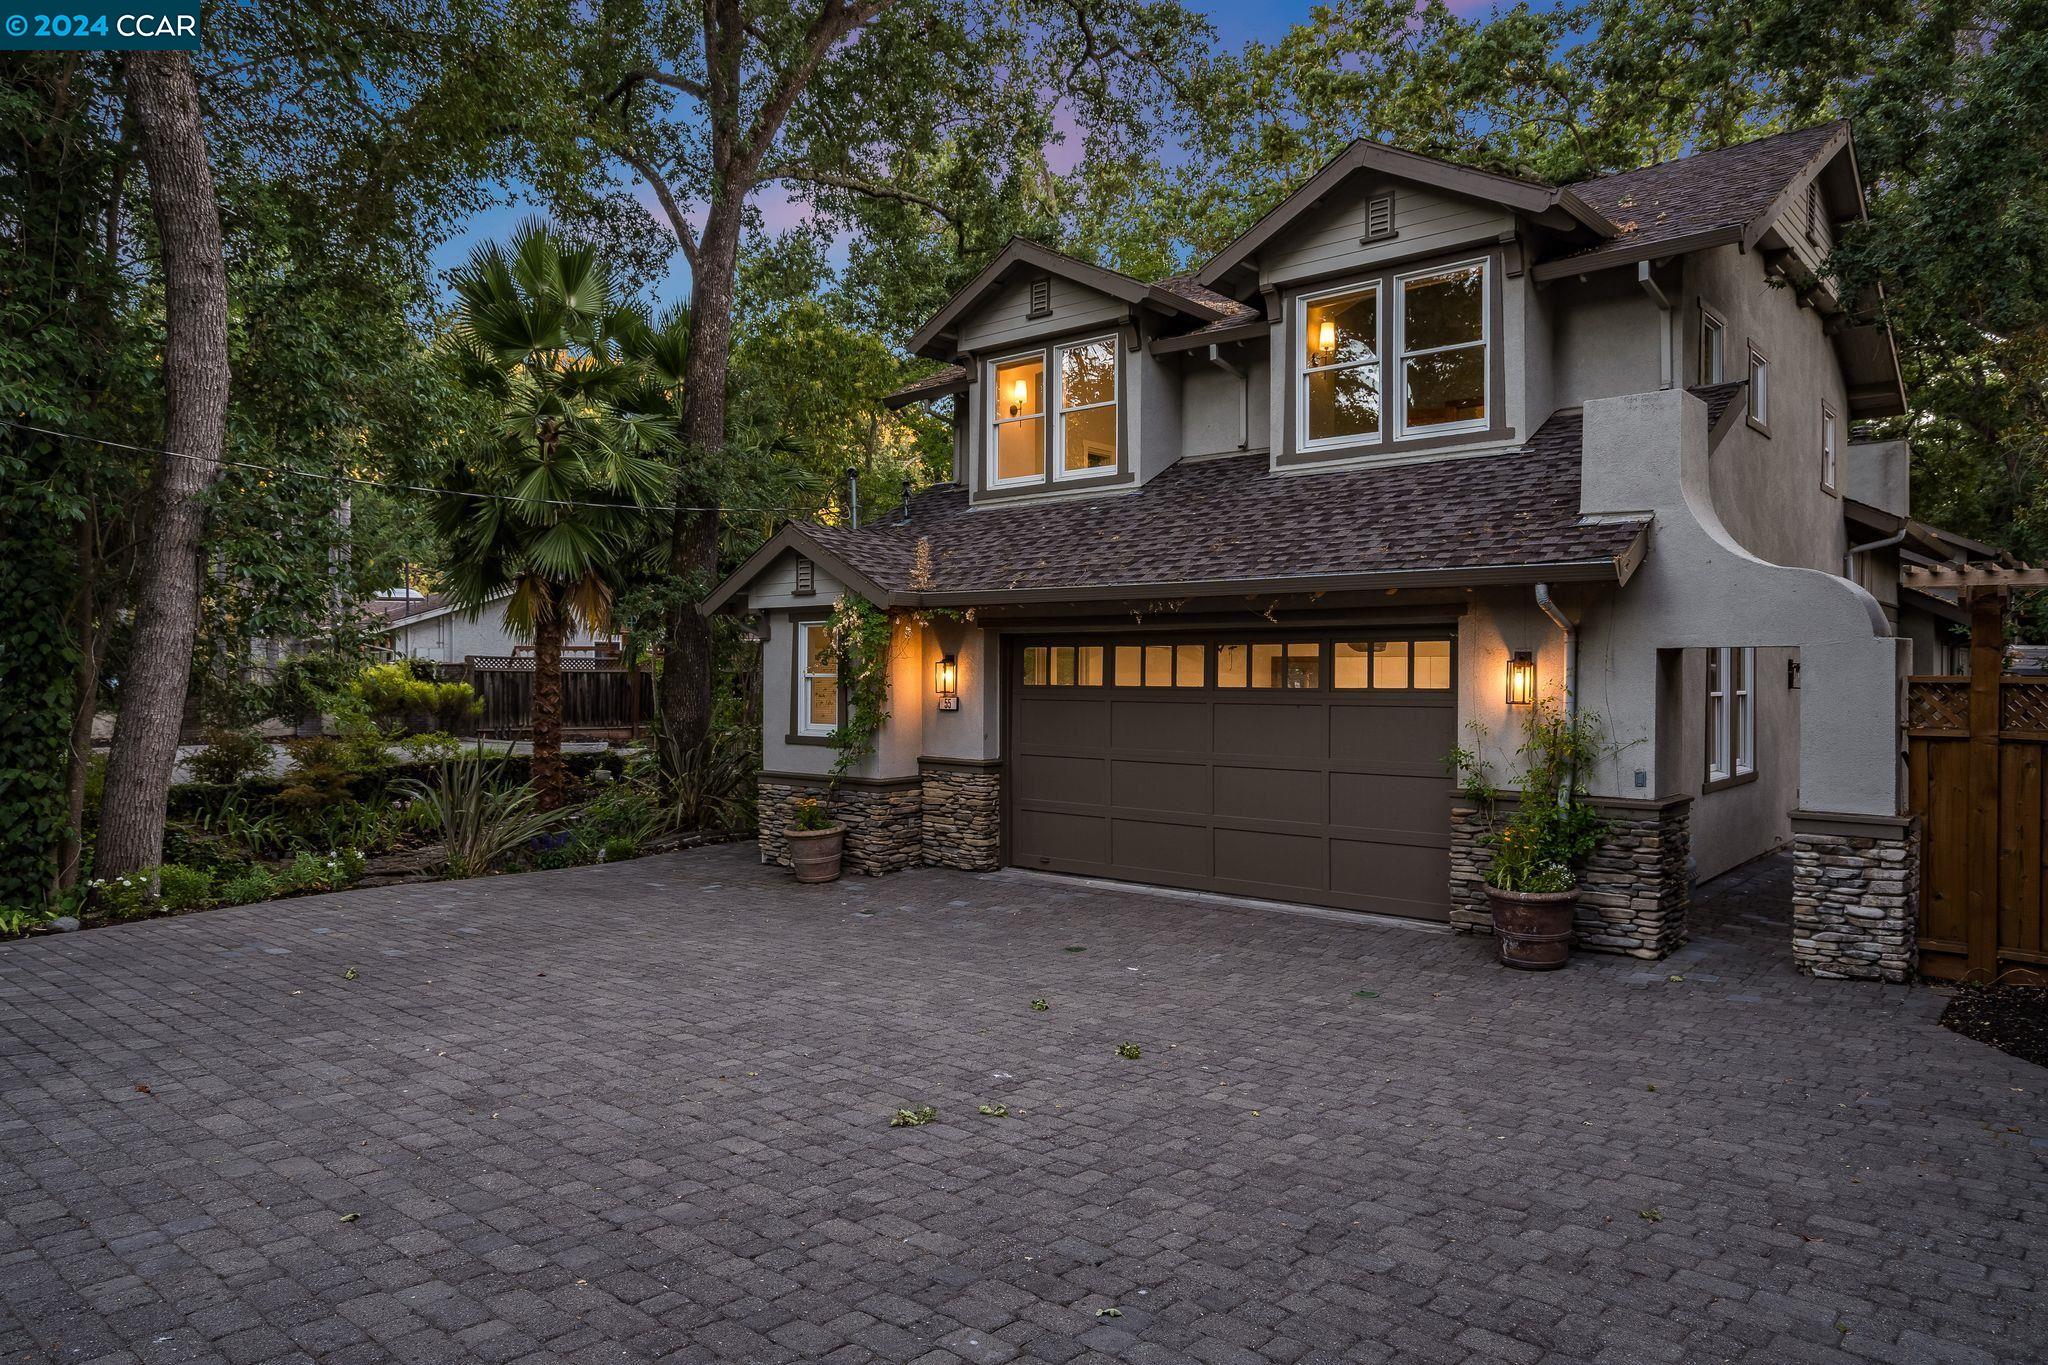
<box><xmin>1395</xmin><ymin>260</ymin><xmax>1488</xmax><ymax>437</ymax></box>
<box><xmin>987</xmin><ymin>337</ymin><xmax>1119</xmax><ymax>489</ymax></box>
<box><xmin>1299</xmin><ymin>283</ymin><xmax>1382</xmax><ymax>448</ymax></box>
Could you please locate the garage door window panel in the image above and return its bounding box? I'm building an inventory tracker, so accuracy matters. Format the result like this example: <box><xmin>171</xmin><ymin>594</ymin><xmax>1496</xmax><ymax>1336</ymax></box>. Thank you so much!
<box><xmin>1250</xmin><ymin>642</ymin><xmax>1323</xmax><ymax>689</ymax></box>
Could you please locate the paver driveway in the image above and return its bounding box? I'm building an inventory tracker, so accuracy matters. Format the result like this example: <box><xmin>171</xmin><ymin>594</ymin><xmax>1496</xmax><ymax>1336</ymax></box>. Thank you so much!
<box><xmin>1</xmin><ymin>848</ymin><xmax>2041</xmax><ymax>1365</ymax></box>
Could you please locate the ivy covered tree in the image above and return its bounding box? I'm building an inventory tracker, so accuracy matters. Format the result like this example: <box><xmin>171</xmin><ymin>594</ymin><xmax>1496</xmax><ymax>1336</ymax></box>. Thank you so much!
<box><xmin>435</xmin><ymin>224</ymin><xmax>676</xmax><ymax>808</ymax></box>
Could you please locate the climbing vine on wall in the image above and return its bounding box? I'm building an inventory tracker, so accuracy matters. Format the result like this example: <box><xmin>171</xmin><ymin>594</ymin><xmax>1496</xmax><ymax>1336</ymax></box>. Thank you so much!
<box><xmin>825</xmin><ymin>595</ymin><xmax>895</xmax><ymax>778</ymax></box>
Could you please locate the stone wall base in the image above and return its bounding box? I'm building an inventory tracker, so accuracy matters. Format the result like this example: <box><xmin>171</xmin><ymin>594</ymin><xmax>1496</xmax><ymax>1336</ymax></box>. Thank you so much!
<box><xmin>920</xmin><ymin>762</ymin><xmax>1001</xmax><ymax>871</ymax></box>
<box><xmin>757</xmin><ymin>777</ymin><xmax>922</xmax><ymax>876</ymax></box>
<box><xmin>1790</xmin><ymin>812</ymin><xmax>1917</xmax><ymax>982</ymax></box>
<box><xmin>1451</xmin><ymin>793</ymin><xmax>1693</xmax><ymax>959</ymax></box>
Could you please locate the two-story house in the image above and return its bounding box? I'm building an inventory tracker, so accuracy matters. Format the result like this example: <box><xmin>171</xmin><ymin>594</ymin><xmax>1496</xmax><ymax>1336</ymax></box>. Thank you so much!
<box><xmin>704</xmin><ymin>122</ymin><xmax>1947</xmax><ymax>978</ymax></box>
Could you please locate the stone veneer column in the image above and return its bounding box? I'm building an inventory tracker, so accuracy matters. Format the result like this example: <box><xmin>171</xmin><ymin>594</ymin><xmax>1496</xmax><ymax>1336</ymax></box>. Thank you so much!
<box><xmin>756</xmin><ymin>774</ymin><xmax>922</xmax><ymax>875</ymax></box>
<box><xmin>918</xmin><ymin>759</ymin><xmax>1001</xmax><ymax>871</ymax></box>
<box><xmin>1449</xmin><ymin>792</ymin><xmax>1693</xmax><ymax>959</ymax></box>
<box><xmin>1790</xmin><ymin>811</ymin><xmax>1917</xmax><ymax>982</ymax></box>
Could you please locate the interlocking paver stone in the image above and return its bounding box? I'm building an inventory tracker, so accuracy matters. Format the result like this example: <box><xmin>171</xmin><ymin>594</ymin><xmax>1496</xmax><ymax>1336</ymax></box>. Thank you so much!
<box><xmin>0</xmin><ymin>848</ymin><xmax>2040</xmax><ymax>1363</ymax></box>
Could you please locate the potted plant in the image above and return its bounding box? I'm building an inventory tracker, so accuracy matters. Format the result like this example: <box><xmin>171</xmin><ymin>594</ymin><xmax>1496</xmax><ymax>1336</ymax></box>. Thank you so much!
<box><xmin>1450</xmin><ymin>698</ymin><xmax>1608</xmax><ymax>970</ymax></box>
<box><xmin>786</xmin><ymin>796</ymin><xmax>846</xmax><ymax>883</ymax></box>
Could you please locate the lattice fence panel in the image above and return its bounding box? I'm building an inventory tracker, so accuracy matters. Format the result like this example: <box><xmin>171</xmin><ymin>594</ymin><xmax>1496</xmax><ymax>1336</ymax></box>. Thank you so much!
<box><xmin>2003</xmin><ymin>681</ymin><xmax>2048</xmax><ymax>734</ymax></box>
<box><xmin>1908</xmin><ymin>679</ymin><xmax>1970</xmax><ymax>733</ymax></box>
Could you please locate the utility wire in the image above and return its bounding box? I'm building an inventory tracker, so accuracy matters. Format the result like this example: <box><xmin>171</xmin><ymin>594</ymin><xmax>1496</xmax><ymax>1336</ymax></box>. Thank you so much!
<box><xmin>1</xmin><ymin>418</ymin><xmax>803</xmax><ymax>519</ymax></box>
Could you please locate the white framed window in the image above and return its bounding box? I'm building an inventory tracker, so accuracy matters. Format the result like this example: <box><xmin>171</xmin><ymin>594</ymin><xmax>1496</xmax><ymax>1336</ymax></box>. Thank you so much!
<box><xmin>1746</xmin><ymin>342</ymin><xmax>1770</xmax><ymax>433</ymax></box>
<box><xmin>1394</xmin><ymin>259</ymin><xmax>1489</xmax><ymax>440</ymax></box>
<box><xmin>1820</xmin><ymin>403</ymin><xmax>1839</xmax><ymax>494</ymax></box>
<box><xmin>1296</xmin><ymin>282</ymin><xmax>1383</xmax><ymax>451</ymax></box>
<box><xmin>1053</xmin><ymin>336</ymin><xmax>1118</xmax><ymax>479</ymax></box>
<box><xmin>796</xmin><ymin>619</ymin><xmax>840</xmax><ymax>737</ymax></box>
<box><xmin>1706</xmin><ymin>645</ymin><xmax>1755</xmax><ymax>783</ymax></box>
<box><xmin>987</xmin><ymin>349</ymin><xmax>1047</xmax><ymax>486</ymax></box>
<box><xmin>1700</xmin><ymin>306</ymin><xmax>1727</xmax><ymax>385</ymax></box>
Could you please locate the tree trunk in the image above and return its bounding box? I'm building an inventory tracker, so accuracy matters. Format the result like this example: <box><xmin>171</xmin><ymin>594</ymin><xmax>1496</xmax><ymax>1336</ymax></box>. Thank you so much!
<box><xmin>531</xmin><ymin>585</ymin><xmax>566</xmax><ymax>810</ymax></box>
<box><xmin>658</xmin><ymin>206</ymin><xmax>744</xmax><ymax>757</ymax></box>
<box><xmin>93</xmin><ymin>52</ymin><xmax>230</xmax><ymax>882</ymax></box>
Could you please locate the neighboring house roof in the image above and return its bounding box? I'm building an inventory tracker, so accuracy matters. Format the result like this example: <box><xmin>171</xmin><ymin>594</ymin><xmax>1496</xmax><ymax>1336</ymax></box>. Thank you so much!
<box><xmin>906</xmin><ymin>238</ymin><xmax>1235</xmax><ymax>359</ymax></box>
<box><xmin>704</xmin><ymin>410</ymin><xmax>1647</xmax><ymax>613</ymax></box>
<box><xmin>365</xmin><ymin>592</ymin><xmax>451</xmax><ymax>625</ymax></box>
<box><xmin>1543</xmin><ymin>121</ymin><xmax>1852</xmax><ymax>278</ymax></box>
<box><xmin>372</xmin><ymin>586</ymin><xmax>513</xmax><ymax>631</ymax></box>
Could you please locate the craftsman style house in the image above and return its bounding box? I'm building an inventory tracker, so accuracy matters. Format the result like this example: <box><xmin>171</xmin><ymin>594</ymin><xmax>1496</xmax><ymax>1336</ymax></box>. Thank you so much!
<box><xmin>705</xmin><ymin>123</ymin><xmax>1983</xmax><ymax>978</ymax></box>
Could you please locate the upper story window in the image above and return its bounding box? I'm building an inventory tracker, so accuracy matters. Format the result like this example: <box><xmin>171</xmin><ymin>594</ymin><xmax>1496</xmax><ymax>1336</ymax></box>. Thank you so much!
<box><xmin>987</xmin><ymin>337</ymin><xmax>1119</xmax><ymax>488</ymax></box>
<box><xmin>1396</xmin><ymin>261</ymin><xmax>1488</xmax><ymax>438</ymax></box>
<box><xmin>1700</xmin><ymin>307</ymin><xmax>1727</xmax><ymax>384</ymax></box>
<box><xmin>1293</xmin><ymin>257</ymin><xmax>1491</xmax><ymax>461</ymax></box>
<box><xmin>1746</xmin><ymin>342</ymin><xmax>1770</xmax><ymax>433</ymax></box>
<box><xmin>1300</xmin><ymin>283</ymin><xmax>1382</xmax><ymax>448</ymax></box>
<box><xmin>796</xmin><ymin>619</ymin><xmax>839</xmax><ymax>738</ymax></box>
<box><xmin>1821</xmin><ymin>403</ymin><xmax>1839</xmax><ymax>494</ymax></box>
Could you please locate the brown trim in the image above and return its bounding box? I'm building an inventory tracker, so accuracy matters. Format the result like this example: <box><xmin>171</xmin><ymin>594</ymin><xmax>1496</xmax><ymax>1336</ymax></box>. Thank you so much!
<box><xmin>1790</xmin><ymin>808</ymin><xmax>1914</xmax><ymax>838</ymax></box>
<box><xmin>1530</xmin><ymin>226</ymin><xmax>1744</xmax><ymax>283</ymax></box>
<box><xmin>983</xmin><ymin>603</ymin><xmax>1470</xmax><ymax>632</ymax></box>
<box><xmin>761</xmin><ymin>769</ymin><xmax>920</xmax><ymax>791</ymax></box>
<box><xmin>701</xmin><ymin>524</ymin><xmax>903</xmax><ymax>616</ymax></box>
<box><xmin>785</xmin><ymin>609</ymin><xmax>837</xmax><ymax>746</ymax></box>
<box><xmin>1149</xmin><ymin>319</ymin><xmax>1268</xmax><ymax>355</ymax></box>
<box><xmin>1451</xmin><ymin>788</ymin><xmax>1695</xmax><ymax>814</ymax></box>
<box><xmin>913</xmin><ymin>556</ymin><xmax>1631</xmax><ymax>608</ymax></box>
<box><xmin>918</xmin><ymin>755</ymin><xmax>1004</xmax><ymax>772</ymax></box>
<box><xmin>971</xmin><ymin>325</ymin><xmax>1135</xmax><ymax>500</ymax></box>
<box><xmin>1276</xmin><ymin>248</ymin><xmax>1513</xmax><ymax>469</ymax></box>
<box><xmin>1744</xmin><ymin>341</ymin><xmax>1771</xmax><ymax>437</ymax></box>
<box><xmin>1740</xmin><ymin>123</ymin><xmax>1851</xmax><ymax>254</ymax></box>
<box><xmin>1702</xmin><ymin>769</ymin><xmax>1760</xmax><ymax>794</ymax></box>
<box><xmin>1697</xmin><ymin>302</ymin><xmax>1728</xmax><ymax>386</ymax></box>
<box><xmin>1196</xmin><ymin>139</ymin><xmax>1612</xmax><ymax>289</ymax></box>
<box><xmin>910</xmin><ymin>238</ymin><xmax>1226</xmax><ymax>358</ymax></box>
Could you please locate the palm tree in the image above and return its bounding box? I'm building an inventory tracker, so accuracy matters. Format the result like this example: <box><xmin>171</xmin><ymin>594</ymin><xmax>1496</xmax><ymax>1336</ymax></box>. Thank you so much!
<box><xmin>435</xmin><ymin>223</ymin><xmax>674</xmax><ymax>809</ymax></box>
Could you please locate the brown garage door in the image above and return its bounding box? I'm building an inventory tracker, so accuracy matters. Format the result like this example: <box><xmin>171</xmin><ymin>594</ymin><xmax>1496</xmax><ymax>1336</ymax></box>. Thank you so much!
<box><xmin>1005</xmin><ymin>632</ymin><xmax>1457</xmax><ymax>920</ymax></box>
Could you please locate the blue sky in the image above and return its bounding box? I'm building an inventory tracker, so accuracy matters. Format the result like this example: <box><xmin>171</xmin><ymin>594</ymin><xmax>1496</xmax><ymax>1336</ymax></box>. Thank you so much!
<box><xmin>429</xmin><ymin>1</ymin><xmax>1519</xmax><ymax>309</ymax></box>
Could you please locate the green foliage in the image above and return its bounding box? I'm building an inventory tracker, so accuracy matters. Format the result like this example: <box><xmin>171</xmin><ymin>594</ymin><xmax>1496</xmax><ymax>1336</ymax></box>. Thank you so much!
<box><xmin>1450</xmin><ymin>699</ymin><xmax>1611</xmax><ymax>893</ymax></box>
<box><xmin>889</xmin><ymin>1105</ymin><xmax>938</xmax><ymax>1128</ymax></box>
<box><xmin>279</xmin><ymin>849</ymin><xmax>366</xmax><ymax>895</ymax></box>
<box><xmin>188</xmin><ymin>728</ymin><xmax>274</xmax><ymax>786</ymax></box>
<box><xmin>826</xmin><ymin>596</ymin><xmax>895</xmax><ymax>777</ymax></box>
<box><xmin>399</xmin><ymin>757</ymin><xmax>560</xmax><ymax>878</ymax></box>
<box><xmin>790</xmin><ymin>797</ymin><xmax>835</xmax><ymax>832</ymax></box>
<box><xmin>0</xmin><ymin>905</ymin><xmax>58</xmax><ymax>938</ymax></box>
<box><xmin>89</xmin><ymin>870</ymin><xmax>158</xmax><ymax>921</ymax></box>
<box><xmin>263</xmin><ymin>652</ymin><xmax>364</xmax><ymax>725</ymax></box>
<box><xmin>399</xmin><ymin>731</ymin><xmax>465</xmax><ymax>764</ymax></box>
<box><xmin>217</xmin><ymin>866</ymin><xmax>281</xmax><ymax>907</ymax></box>
<box><xmin>598</xmin><ymin>836</ymin><xmax>640</xmax><ymax>863</ymax></box>
<box><xmin>653</xmin><ymin>721</ymin><xmax>759</xmax><ymax>832</ymax></box>
<box><xmin>351</xmin><ymin>663</ymin><xmax>480</xmax><ymax>729</ymax></box>
<box><xmin>157</xmin><ymin>864</ymin><xmax>216</xmax><ymax>912</ymax></box>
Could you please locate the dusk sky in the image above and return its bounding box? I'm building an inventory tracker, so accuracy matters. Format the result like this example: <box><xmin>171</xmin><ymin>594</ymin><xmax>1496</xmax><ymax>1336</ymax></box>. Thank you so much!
<box><xmin>430</xmin><ymin>1</ymin><xmax>1527</xmax><ymax>308</ymax></box>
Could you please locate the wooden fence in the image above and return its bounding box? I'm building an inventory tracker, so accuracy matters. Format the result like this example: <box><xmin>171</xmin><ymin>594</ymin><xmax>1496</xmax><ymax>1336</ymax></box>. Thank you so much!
<box><xmin>435</xmin><ymin>656</ymin><xmax>654</xmax><ymax>739</ymax></box>
<box><xmin>1908</xmin><ymin>591</ymin><xmax>2048</xmax><ymax>984</ymax></box>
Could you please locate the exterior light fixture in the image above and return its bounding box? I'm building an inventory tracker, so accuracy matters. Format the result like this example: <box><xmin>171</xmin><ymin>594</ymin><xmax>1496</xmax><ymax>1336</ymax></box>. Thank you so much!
<box><xmin>935</xmin><ymin>655</ymin><xmax>960</xmax><ymax>711</ymax></box>
<box><xmin>1506</xmin><ymin>650</ymin><xmax>1536</xmax><ymax>706</ymax></box>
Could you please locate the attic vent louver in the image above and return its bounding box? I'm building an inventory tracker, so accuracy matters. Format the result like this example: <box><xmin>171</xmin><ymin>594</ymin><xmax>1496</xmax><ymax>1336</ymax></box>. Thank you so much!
<box><xmin>793</xmin><ymin>557</ymin><xmax>815</xmax><ymax>596</ymax></box>
<box><xmin>1027</xmin><ymin>276</ymin><xmax>1052</xmax><ymax>318</ymax></box>
<box><xmin>1364</xmin><ymin>193</ymin><xmax>1396</xmax><ymax>242</ymax></box>
<box><xmin>1805</xmin><ymin>184</ymin><xmax>1822</xmax><ymax>242</ymax></box>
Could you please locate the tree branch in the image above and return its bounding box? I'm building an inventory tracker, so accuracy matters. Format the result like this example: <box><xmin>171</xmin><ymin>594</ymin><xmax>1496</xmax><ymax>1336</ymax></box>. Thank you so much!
<box><xmin>617</xmin><ymin>142</ymin><xmax>701</xmax><ymax>271</ymax></box>
<box><xmin>758</xmin><ymin>164</ymin><xmax>959</xmax><ymax>224</ymax></box>
<box><xmin>735</xmin><ymin>0</ymin><xmax>898</xmax><ymax>185</ymax></box>
<box><xmin>604</xmin><ymin>67</ymin><xmax>709</xmax><ymax>106</ymax></box>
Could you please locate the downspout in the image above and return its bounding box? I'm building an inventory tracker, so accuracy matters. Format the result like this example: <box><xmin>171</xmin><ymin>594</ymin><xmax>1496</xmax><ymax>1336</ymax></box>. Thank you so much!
<box><xmin>1637</xmin><ymin>261</ymin><xmax>1674</xmax><ymax>391</ymax></box>
<box><xmin>1843</xmin><ymin>530</ymin><xmax>1907</xmax><ymax>583</ymax></box>
<box><xmin>1534</xmin><ymin>582</ymin><xmax>1576</xmax><ymax>807</ymax></box>
<box><xmin>1204</xmin><ymin>344</ymin><xmax>1250</xmax><ymax>450</ymax></box>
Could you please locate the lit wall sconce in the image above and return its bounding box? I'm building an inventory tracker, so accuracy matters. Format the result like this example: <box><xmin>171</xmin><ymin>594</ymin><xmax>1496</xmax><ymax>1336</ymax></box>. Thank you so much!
<box><xmin>934</xmin><ymin>654</ymin><xmax>960</xmax><ymax>711</ymax></box>
<box><xmin>1314</xmin><ymin>317</ymin><xmax>1336</xmax><ymax>366</ymax></box>
<box><xmin>1506</xmin><ymin>650</ymin><xmax>1536</xmax><ymax>706</ymax></box>
<box><xmin>1008</xmin><ymin>378</ymin><xmax>1028</xmax><ymax>415</ymax></box>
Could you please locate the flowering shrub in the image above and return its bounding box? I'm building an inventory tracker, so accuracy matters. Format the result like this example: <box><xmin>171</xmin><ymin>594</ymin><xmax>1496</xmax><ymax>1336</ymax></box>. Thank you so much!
<box><xmin>279</xmin><ymin>849</ymin><xmax>366</xmax><ymax>894</ymax></box>
<box><xmin>89</xmin><ymin>871</ymin><xmax>157</xmax><ymax>920</ymax></box>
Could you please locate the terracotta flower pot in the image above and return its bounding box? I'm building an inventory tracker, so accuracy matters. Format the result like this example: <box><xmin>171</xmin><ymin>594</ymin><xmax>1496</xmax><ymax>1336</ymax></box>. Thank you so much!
<box><xmin>1487</xmin><ymin>885</ymin><xmax>1579</xmax><ymax>970</ymax></box>
<box><xmin>788</xmin><ymin>825</ymin><xmax>846</xmax><ymax>884</ymax></box>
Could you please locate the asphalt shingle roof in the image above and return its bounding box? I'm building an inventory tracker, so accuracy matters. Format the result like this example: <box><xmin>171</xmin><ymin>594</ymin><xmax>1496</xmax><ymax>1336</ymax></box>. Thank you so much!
<box><xmin>797</xmin><ymin>410</ymin><xmax>1645</xmax><ymax>600</ymax></box>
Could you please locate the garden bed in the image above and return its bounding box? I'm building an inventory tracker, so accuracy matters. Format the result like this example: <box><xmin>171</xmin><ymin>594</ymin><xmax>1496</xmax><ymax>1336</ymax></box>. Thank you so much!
<box><xmin>1940</xmin><ymin>982</ymin><xmax>2048</xmax><ymax>1070</ymax></box>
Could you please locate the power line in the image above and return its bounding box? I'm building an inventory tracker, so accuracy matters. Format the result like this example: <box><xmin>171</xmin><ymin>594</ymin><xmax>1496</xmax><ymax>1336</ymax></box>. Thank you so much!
<box><xmin>1</xmin><ymin>418</ymin><xmax>802</xmax><ymax>519</ymax></box>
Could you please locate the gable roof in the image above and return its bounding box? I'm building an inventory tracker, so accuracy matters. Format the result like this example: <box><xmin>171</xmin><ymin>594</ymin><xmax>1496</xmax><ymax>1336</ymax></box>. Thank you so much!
<box><xmin>906</xmin><ymin>238</ymin><xmax>1236</xmax><ymax>359</ymax></box>
<box><xmin>703</xmin><ymin>410</ymin><xmax>1646</xmax><ymax>613</ymax></box>
<box><xmin>1196</xmin><ymin>140</ymin><xmax>1616</xmax><ymax>289</ymax></box>
<box><xmin>1536</xmin><ymin>122</ymin><xmax>1851</xmax><ymax>279</ymax></box>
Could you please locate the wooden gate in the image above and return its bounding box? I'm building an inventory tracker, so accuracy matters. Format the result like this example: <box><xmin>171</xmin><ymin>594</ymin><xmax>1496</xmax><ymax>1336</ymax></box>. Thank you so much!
<box><xmin>463</xmin><ymin>655</ymin><xmax>653</xmax><ymax>739</ymax></box>
<box><xmin>1909</xmin><ymin>591</ymin><xmax>2048</xmax><ymax>983</ymax></box>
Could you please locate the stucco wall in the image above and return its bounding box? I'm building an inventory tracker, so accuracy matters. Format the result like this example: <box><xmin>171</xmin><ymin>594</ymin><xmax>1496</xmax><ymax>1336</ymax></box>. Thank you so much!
<box><xmin>1178</xmin><ymin>351</ymin><xmax>1269</xmax><ymax>460</ymax></box>
<box><xmin>1683</xmin><ymin>243</ymin><xmax>1850</xmax><ymax>574</ymax></box>
<box><xmin>1548</xmin><ymin>271</ymin><xmax>1664</xmax><ymax>405</ymax></box>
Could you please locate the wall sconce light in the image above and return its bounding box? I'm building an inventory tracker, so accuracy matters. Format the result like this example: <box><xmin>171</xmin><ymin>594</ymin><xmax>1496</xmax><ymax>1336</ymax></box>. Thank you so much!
<box><xmin>1315</xmin><ymin>317</ymin><xmax>1336</xmax><ymax>364</ymax></box>
<box><xmin>1506</xmin><ymin>650</ymin><xmax>1536</xmax><ymax>706</ymax></box>
<box><xmin>934</xmin><ymin>654</ymin><xmax>960</xmax><ymax>711</ymax></box>
<box><xmin>1008</xmin><ymin>377</ymin><xmax>1029</xmax><ymax>415</ymax></box>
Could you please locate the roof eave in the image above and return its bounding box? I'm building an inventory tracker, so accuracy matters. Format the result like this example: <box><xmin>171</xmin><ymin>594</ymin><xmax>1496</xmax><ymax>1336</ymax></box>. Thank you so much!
<box><xmin>699</xmin><ymin>524</ymin><xmax>910</xmax><ymax>617</ymax></box>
